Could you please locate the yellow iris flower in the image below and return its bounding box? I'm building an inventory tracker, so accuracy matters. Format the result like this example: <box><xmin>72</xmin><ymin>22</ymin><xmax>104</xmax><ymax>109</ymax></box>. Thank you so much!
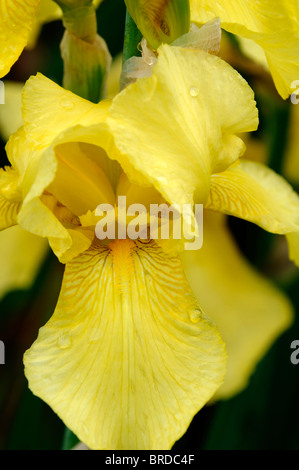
<box><xmin>0</xmin><ymin>54</ymin><xmax>120</xmax><ymax>302</ymax></box>
<box><xmin>0</xmin><ymin>0</ymin><xmax>102</xmax><ymax>78</ymax></box>
<box><xmin>1</xmin><ymin>44</ymin><xmax>299</xmax><ymax>449</ymax></box>
<box><xmin>190</xmin><ymin>0</ymin><xmax>299</xmax><ymax>99</ymax></box>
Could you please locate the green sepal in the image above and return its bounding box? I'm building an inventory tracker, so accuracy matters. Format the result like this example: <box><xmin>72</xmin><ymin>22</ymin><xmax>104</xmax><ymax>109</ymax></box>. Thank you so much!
<box><xmin>125</xmin><ymin>0</ymin><xmax>190</xmax><ymax>50</ymax></box>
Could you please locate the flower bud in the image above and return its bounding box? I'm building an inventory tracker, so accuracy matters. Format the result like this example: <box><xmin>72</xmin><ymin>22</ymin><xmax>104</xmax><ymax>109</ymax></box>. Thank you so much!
<box><xmin>61</xmin><ymin>30</ymin><xmax>111</xmax><ymax>103</ymax></box>
<box><xmin>125</xmin><ymin>0</ymin><xmax>190</xmax><ymax>50</ymax></box>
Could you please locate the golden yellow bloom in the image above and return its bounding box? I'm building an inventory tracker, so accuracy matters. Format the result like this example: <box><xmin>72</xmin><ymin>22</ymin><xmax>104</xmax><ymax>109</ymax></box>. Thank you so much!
<box><xmin>190</xmin><ymin>0</ymin><xmax>299</xmax><ymax>99</ymax></box>
<box><xmin>108</xmin><ymin>46</ymin><xmax>299</xmax><ymax>262</ymax></box>
<box><xmin>0</xmin><ymin>44</ymin><xmax>298</xmax><ymax>449</ymax></box>
<box><xmin>0</xmin><ymin>52</ymin><xmax>120</xmax><ymax>304</ymax></box>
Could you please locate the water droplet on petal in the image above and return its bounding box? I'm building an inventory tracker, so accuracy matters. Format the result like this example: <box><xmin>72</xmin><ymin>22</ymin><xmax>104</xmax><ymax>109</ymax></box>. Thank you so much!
<box><xmin>189</xmin><ymin>86</ymin><xmax>199</xmax><ymax>97</ymax></box>
<box><xmin>144</xmin><ymin>56</ymin><xmax>154</xmax><ymax>66</ymax></box>
<box><xmin>60</xmin><ymin>99</ymin><xmax>74</xmax><ymax>110</ymax></box>
<box><xmin>157</xmin><ymin>176</ymin><xmax>168</xmax><ymax>185</ymax></box>
<box><xmin>57</xmin><ymin>331</ymin><xmax>72</xmax><ymax>349</ymax></box>
<box><xmin>189</xmin><ymin>307</ymin><xmax>202</xmax><ymax>323</ymax></box>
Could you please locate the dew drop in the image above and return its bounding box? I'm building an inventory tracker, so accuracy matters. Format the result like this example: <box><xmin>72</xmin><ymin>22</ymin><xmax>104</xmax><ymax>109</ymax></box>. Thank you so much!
<box><xmin>157</xmin><ymin>176</ymin><xmax>168</xmax><ymax>185</ymax></box>
<box><xmin>57</xmin><ymin>332</ymin><xmax>72</xmax><ymax>349</ymax></box>
<box><xmin>189</xmin><ymin>86</ymin><xmax>199</xmax><ymax>97</ymax></box>
<box><xmin>189</xmin><ymin>307</ymin><xmax>202</xmax><ymax>323</ymax></box>
<box><xmin>60</xmin><ymin>99</ymin><xmax>74</xmax><ymax>110</ymax></box>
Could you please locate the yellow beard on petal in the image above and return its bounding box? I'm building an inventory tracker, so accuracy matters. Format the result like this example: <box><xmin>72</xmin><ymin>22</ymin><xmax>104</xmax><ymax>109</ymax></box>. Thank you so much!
<box><xmin>24</xmin><ymin>238</ymin><xmax>227</xmax><ymax>450</ymax></box>
<box><xmin>109</xmin><ymin>239</ymin><xmax>136</xmax><ymax>295</ymax></box>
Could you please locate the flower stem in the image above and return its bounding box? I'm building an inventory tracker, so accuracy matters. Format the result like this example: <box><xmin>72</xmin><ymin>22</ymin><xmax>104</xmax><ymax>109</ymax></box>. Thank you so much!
<box><xmin>267</xmin><ymin>102</ymin><xmax>291</xmax><ymax>175</ymax></box>
<box><xmin>59</xmin><ymin>3</ymin><xmax>111</xmax><ymax>103</ymax></box>
<box><xmin>122</xmin><ymin>10</ymin><xmax>143</xmax><ymax>65</ymax></box>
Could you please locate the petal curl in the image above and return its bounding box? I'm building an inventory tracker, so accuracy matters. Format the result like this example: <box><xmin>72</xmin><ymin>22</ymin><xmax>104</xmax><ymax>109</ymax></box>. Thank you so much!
<box><xmin>21</xmin><ymin>73</ymin><xmax>110</xmax><ymax>149</ymax></box>
<box><xmin>0</xmin><ymin>225</ymin><xmax>48</xmax><ymax>300</ymax></box>
<box><xmin>5</xmin><ymin>75</ymin><xmax>116</xmax><ymax>262</ymax></box>
<box><xmin>190</xmin><ymin>0</ymin><xmax>298</xmax><ymax>33</ymax></box>
<box><xmin>24</xmin><ymin>239</ymin><xmax>226</xmax><ymax>450</ymax></box>
<box><xmin>190</xmin><ymin>0</ymin><xmax>299</xmax><ymax>98</ymax></box>
<box><xmin>206</xmin><ymin>160</ymin><xmax>299</xmax><ymax>234</ymax></box>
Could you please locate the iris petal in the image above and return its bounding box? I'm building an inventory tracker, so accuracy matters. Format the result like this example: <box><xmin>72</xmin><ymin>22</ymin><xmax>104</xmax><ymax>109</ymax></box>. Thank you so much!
<box><xmin>0</xmin><ymin>0</ymin><xmax>40</xmax><ymax>78</ymax></box>
<box><xmin>108</xmin><ymin>45</ymin><xmax>258</xmax><ymax>207</ymax></box>
<box><xmin>24</xmin><ymin>239</ymin><xmax>227</xmax><ymax>450</ymax></box>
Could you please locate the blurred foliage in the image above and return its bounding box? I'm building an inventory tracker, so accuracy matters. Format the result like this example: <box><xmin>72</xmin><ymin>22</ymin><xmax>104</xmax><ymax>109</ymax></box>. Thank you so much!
<box><xmin>0</xmin><ymin>0</ymin><xmax>299</xmax><ymax>450</ymax></box>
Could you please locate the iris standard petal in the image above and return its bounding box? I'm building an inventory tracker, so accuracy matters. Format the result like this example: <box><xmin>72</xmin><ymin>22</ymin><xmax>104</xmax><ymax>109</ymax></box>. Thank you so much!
<box><xmin>21</xmin><ymin>73</ymin><xmax>111</xmax><ymax>150</ymax></box>
<box><xmin>108</xmin><ymin>44</ymin><xmax>258</xmax><ymax>208</ymax></box>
